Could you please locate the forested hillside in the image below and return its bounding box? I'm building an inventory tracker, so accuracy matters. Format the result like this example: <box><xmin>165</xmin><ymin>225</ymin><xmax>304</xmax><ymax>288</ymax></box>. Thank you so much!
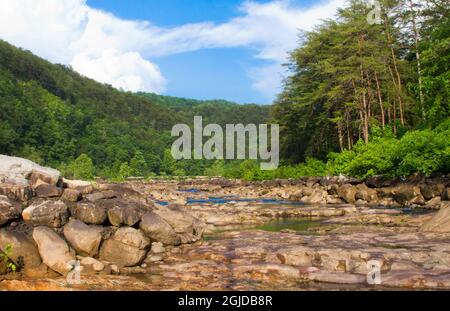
<box><xmin>137</xmin><ymin>92</ymin><xmax>270</xmax><ymax>126</ymax></box>
<box><xmin>0</xmin><ymin>39</ymin><xmax>269</xmax><ymax>179</ymax></box>
<box><xmin>0</xmin><ymin>0</ymin><xmax>448</xmax><ymax>181</ymax></box>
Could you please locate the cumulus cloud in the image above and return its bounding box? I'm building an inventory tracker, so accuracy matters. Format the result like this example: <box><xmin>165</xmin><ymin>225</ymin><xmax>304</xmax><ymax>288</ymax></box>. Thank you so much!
<box><xmin>0</xmin><ymin>0</ymin><xmax>345</xmax><ymax>99</ymax></box>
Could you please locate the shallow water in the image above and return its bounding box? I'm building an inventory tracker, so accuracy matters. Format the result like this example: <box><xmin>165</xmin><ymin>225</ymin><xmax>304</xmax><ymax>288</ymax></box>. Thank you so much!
<box><xmin>255</xmin><ymin>217</ymin><xmax>323</xmax><ymax>233</ymax></box>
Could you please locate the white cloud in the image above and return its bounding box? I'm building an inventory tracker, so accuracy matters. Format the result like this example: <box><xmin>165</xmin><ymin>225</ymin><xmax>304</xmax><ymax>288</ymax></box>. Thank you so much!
<box><xmin>0</xmin><ymin>0</ymin><xmax>345</xmax><ymax>99</ymax></box>
<box><xmin>72</xmin><ymin>49</ymin><xmax>166</xmax><ymax>93</ymax></box>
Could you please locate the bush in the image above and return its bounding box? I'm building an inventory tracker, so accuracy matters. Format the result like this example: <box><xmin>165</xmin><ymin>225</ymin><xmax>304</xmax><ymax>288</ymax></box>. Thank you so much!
<box><xmin>65</xmin><ymin>154</ymin><xmax>95</xmax><ymax>180</ymax></box>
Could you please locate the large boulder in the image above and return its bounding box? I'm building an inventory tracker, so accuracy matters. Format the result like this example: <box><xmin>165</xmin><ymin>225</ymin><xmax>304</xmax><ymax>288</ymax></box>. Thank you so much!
<box><xmin>0</xmin><ymin>229</ymin><xmax>42</xmax><ymax>271</ymax></box>
<box><xmin>32</xmin><ymin>226</ymin><xmax>75</xmax><ymax>275</ymax></box>
<box><xmin>140</xmin><ymin>212</ymin><xmax>181</xmax><ymax>246</ymax></box>
<box><xmin>421</xmin><ymin>203</ymin><xmax>450</xmax><ymax>233</ymax></box>
<box><xmin>0</xmin><ymin>155</ymin><xmax>60</xmax><ymax>188</ymax></box>
<box><xmin>155</xmin><ymin>205</ymin><xmax>205</xmax><ymax>237</ymax></box>
<box><xmin>337</xmin><ymin>184</ymin><xmax>357</xmax><ymax>204</ymax></box>
<box><xmin>0</xmin><ymin>195</ymin><xmax>20</xmax><ymax>226</ymax></box>
<box><xmin>63</xmin><ymin>220</ymin><xmax>102</xmax><ymax>257</ymax></box>
<box><xmin>99</xmin><ymin>227</ymin><xmax>149</xmax><ymax>267</ymax></box>
<box><xmin>70</xmin><ymin>202</ymin><xmax>107</xmax><ymax>225</ymax></box>
<box><xmin>97</xmin><ymin>199</ymin><xmax>146</xmax><ymax>227</ymax></box>
<box><xmin>22</xmin><ymin>200</ymin><xmax>69</xmax><ymax>228</ymax></box>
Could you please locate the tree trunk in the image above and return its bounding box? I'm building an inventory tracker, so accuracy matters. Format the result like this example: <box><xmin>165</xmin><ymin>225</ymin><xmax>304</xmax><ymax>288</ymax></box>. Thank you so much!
<box><xmin>384</xmin><ymin>15</ymin><xmax>405</xmax><ymax>126</ymax></box>
<box><xmin>408</xmin><ymin>0</ymin><xmax>426</xmax><ymax>119</ymax></box>
<box><xmin>374</xmin><ymin>72</ymin><xmax>385</xmax><ymax>129</ymax></box>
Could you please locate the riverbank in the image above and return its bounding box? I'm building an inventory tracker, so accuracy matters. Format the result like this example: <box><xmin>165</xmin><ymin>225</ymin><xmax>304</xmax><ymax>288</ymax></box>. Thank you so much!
<box><xmin>1</xmin><ymin>155</ymin><xmax>450</xmax><ymax>290</ymax></box>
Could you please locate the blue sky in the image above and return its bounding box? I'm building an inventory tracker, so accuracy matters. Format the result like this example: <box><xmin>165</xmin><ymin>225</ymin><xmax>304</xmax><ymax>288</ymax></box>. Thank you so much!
<box><xmin>87</xmin><ymin>0</ymin><xmax>275</xmax><ymax>103</ymax></box>
<box><xmin>0</xmin><ymin>0</ymin><xmax>345</xmax><ymax>104</ymax></box>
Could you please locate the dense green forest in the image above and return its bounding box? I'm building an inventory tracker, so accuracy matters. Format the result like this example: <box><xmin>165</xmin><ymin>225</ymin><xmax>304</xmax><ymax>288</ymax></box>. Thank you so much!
<box><xmin>0</xmin><ymin>0</ymin><xmax>448</xmax><ymax>181</ymax></box>
<box><xmin>0</xmin><ymin>38</ymin><xmax>269</xmax><ymax>179</ymax></box>
<box><xmin>268</xmin><ymin>0</ymin><xmax>449</xmax><ymax>179</ymax></box>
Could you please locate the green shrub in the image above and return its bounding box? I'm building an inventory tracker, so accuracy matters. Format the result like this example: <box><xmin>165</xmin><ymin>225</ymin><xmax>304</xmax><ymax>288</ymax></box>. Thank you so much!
<box><xmin>65</xmin><ymin>154</ymin><xmax>95</xmax><ymax>180</ymax></box>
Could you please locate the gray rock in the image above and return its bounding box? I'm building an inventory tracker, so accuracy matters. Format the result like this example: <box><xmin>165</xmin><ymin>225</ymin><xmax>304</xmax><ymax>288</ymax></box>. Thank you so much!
<box><xmin>99</xmin><ymin>199</ymin><xmax>142</xmax><ymax>227</ymax></box>
<box><xmin>140</xmin><ymin>212</ymin><xmax>181</xmax><ymax>246</ymax></box>
<box><xmin>32</xmin><ymin>226</ymin><xmax>75</xmax><ymax>275</ymax></box>
<box><xmin>63</xmin><ymin>219</ymin><xmax>102</xmax><ymax>257</ymax></box>
<box><xmin>0</xmin><ymin>154</ymin><xmax>60</xmax><ymax>187</ymax></box>
<box><xmin>0</xmin><ymin>195</ymin><xmax>20</xmax><ymax>226</ymax></box>
<box><xmin>99</xmin><ymin>227</ymin><xmax>150</xmax><ymax>267</ymax></box>
<box><xmin>22</xmin><ymin>200</ymin><xmax>69</xmax><ymax>228</ymax></box>
<box><xmin>70</xmin><ymin>202</ymin><xmax>107</xmax><ymax>225</ymax></box>
<box><xmin>0</xmin><ymin>228</ymin><xmax>42</xmax><ymax>271</ymax></box>
<box><xmin>85</xmin><ymin>190</ymin><xmax>116</xmax><ymax>203</ymax></box>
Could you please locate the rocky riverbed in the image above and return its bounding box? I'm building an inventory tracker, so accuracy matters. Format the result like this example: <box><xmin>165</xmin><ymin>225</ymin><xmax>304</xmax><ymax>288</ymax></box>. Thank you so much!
<box><xmin>1</xmin><ymin>155</ymin><xmax>450</xmax><ymax>291</ymax></box>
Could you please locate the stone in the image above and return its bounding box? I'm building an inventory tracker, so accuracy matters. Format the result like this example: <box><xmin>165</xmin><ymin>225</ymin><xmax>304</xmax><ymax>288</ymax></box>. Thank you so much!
<box><xmin>32</xmin><ymin>226</ymin><xmax>75</xmax><ymax>275</ymax></box>
<box><xmin>85</xmin><ymin>190</ymin><xmax>116</xmax><ymax>203</ymax></box>
<box><xmin>61</xmin><ymin>189</ymin><xmax>81</xmax><ymax>202</ymax></box>
<box><xmin>0</xmin><ymin>229</ymin><xmax>42</xmax><ymax>271</ymax></box>
<box><xmin>79</xmin><ymin>256</ymin><xmax>105</xmax><ymax>272</ymax></box>
<box><xmin>0</xmin><ymin>195</ymin><xmax>20</xmax><ymax>226</ymax></box>
<box><xmin>365</xmin><ymin>175</ymin><xmax>391</xmax><ymax>188</ymax></box>
<box><xmin>154</xmin><ymin>206</ymin><xmax>194</xmax><ymax>233</ymax></box>
<box><xmin>300</xmin><ymin>189</ymin><xmax>327</xmax><ymax>204</ymax></box>
<box><xmin>35</xmin><ymin>184</ymin><xmax>63</xmax><ymax>198</ymax></box>
<box><xmin>442</xmin><ymin>188</ymin><xmax>450</xmax><ymax>201</ymax></box>
<box><xmin>355</xmin><ymin>183</ymin><xmax>378</xmax><ymax>203</ymax></box>
<box><xmin>62</xmin><ymin>178</ymin><xmax>92</xmax><ymax>189</ymax></box>
<box><xmin>0</xmin><ymin>155</ymin><xmax>60</xmax><ymax>187</ymax></box>
<box><xmin>22</xmin><ymin>200</ymin><xmax>69</xmax><ymax>228</ymax></box>
<box><xmin>338</xmin><ymin>184</ymin><xmax>357</xmax><ymax>204</ymax></box>
<box><xmin>0</xmin><ymin>183</ymin><xmax>33</xmax><ymax>202</ymax></box>
<box><xmin>70</xmin><ymin>202</ymin><xmax>107</xmax><ymax>225</ymax></box>
<box><xmin>99</xmin><ymin>199</ymin><xmax>143</xmax><ymax>227</ymax></box>
<box><xmin>63</xmin><ymin>219</ymin><xmax>102</xmax><ymax>257</ymax></box>
<box><xmin>140</xmin><ymin>212</ymin><xmax>181</xmax><ymax>246</ymax></box>
<box><xmin>392</xmin><ymin>184</ymin><xmax>424</xmax><ymax>205</ymax></box>
<box><xmin>425</xmin><ymin>197</ymin><xmax>442</xmax><ymax>209</ymax></box>
<box><xmin>420</xmin><ymin>183</ymin><xmax>445</xmax><ymax>201</ymax></box>
<box><xmin>308</xmin><ymin>272</ymin><xmax>366</xmax><ymax>284</ymax></box>
<box><xmin>421</xmin><ymin>207</ymin><xmax>450</xmax><ymax>233</ymax></box>
<box><xmin>99</xmin><ymin>227</ymin><xmax>150</xmax><ymax>267</ymax></box>
<box><xmin>150</xmin><ymin>242</ymin><xmax>165</xmax><ymax>254</ymax></box>
<box><xmin>144</xmin><ymin>254</ymin><xmax>164</xmax><ymax>263</ymax></box>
